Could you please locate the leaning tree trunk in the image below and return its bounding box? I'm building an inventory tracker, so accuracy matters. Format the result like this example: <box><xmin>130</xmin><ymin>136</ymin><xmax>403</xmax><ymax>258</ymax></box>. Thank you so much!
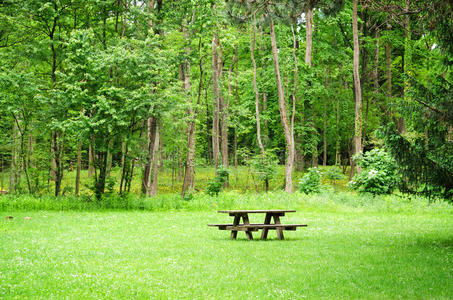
<box><xmin>352</xmin><ymin>0</ymin><xmax>363</xmax><ymax>173</ymax></box>
<box><xmin>269</xmin><ymin>19</ymin><xmax>294</xmax><ymax>193</ymax></box>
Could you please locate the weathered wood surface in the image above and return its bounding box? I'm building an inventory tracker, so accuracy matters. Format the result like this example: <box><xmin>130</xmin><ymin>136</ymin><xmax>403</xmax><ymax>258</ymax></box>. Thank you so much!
<box><xmin>208</xmin><ymin>209</ymin><xmax>307</xmax><ymax>240</ymax></box>
<box><xmin>218</xmin><ymin>210</ymin><xmax>296</xmax><ymax>214</ymax></box>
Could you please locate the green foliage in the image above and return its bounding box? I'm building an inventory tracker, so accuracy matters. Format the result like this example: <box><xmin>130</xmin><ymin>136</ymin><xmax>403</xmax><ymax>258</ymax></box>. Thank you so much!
<box><xmin>325</xmin><ymin>166</ymin><xmax>345</xmax><ymax>189</ymax></box>
<box><xmin>206</xmin><ymin>165</ymin><xmax>229</xmax><ymax>196</ymax></box>
<box><xmin>349</xmin><ymin>148</ymin><xmax>400</xmax><ymax>195</ymax></box>
<box><xmin>249</xmin><ymin>151</ymin><xmax>278</xmax><ymax>192</ymax></box>
<box><xmin>299</xmin><ymin>167</ymin><xmax>321</xmax><ymax>194</ymax></box>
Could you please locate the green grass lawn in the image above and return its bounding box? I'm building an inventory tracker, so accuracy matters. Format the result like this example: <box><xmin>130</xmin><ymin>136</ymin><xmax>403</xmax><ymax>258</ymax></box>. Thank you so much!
<box><xmin>1</xmin><ymin>208</ymin><xmax>452</xmax><ymax>299</ymax></box>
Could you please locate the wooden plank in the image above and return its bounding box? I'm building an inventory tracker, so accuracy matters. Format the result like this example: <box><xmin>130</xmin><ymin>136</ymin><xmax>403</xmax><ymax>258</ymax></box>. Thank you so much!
<box><xmin>226</xmin><ymin>224</ymin><xmax>306</xmax><ymax>230</ymax></box>
<box><xmin>261</xmin><ymin>212</ymin><xmax>272</xmax><ymax>240</ymax></box>
<box><xmin>273</xmin><ymin>214</ymin><xmax>284</xmax><ymax>240</ymax></box>
<box><xmin>241</xmin><ymin>214</ymin><xmax>254</xmax><ymax>240</ymax></box>
<box><xmin>230</xmin><ymin>215</ymin><xmax>240</xmax><ymax>239</ymax></box>
<box><xmin>218</xmin><ymin>210</ymin><xmax>296</xmax><ymax>214</ymax></box>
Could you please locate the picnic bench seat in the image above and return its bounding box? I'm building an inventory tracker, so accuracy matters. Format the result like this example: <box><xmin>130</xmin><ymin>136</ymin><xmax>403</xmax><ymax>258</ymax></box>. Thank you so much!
<box><xmin>208</xmin><ymin>210</ymin><xmax>307</xmax><ymax>240</ymax></box>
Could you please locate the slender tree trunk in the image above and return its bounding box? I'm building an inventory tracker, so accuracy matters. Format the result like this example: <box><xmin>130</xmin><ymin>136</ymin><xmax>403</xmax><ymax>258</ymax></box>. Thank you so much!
<box><xmin>323</xmin><ymin>69</ymin><xmax>328</xmax><ymax>166</ymax></box>
<box><xmin>306</xmin><ymin>7</ymin><xmax>317</xmax><ymax>167</ymax></box>
<box><xmin>251</xmin><ymin>15</ymin><xmax>265</xmax><ymax>155</ymax></box>
<box><xmin>352</xmin><ymin>0</ymin><xmax>363</xmax><ymax>172</ymax></box>
<box><xmin>305</xmin><ymin>8</ymin><xmax>313</xmax><ymax>67</ymax></box>
<box><xmin>448</xmin><ymin>126</ymin><xmax>452</xmax><ymax>142</ymax></box>
<box><xmin>182</xmin><ymin>22</ymin><xmax>200</xmax><ymax>198</ymax></box>
<box><xmin>234</xmin><ymin>46</ymin><xmax>239</xmax><ymax>168</ymax></box>
<box><xmin>386</xmin><ymin>23</ymin><xmax>392</xmax><ymax>116</ymax></box>
<box><xmin>373</xmin><ymin>30</ymin><xmax>380</xmax><ymax>102</ymax></box>
<box><xmin>212</xmin><ymin>33</ymin><xmax>220</xmax><ymax>169</ymax></box>
<box><xmin>75</xmin><ymin>142</ymin><xmax>82</xmax><ymax>195</ymax></box>
<box><xmin>88</xmin><ymin>144</ymin><xmax>95</xmax><ymax>178</ymax></box>
<box><xmin>219</xmin><ymin>43</ymin><xmax>229</xmax><ymax>170</ymax></box>
<box><xmin>269</xmin><ymin>19</ymin><xmax>294</xmax><ymax>193</ymax></box>
<box><xmin>150</xmin><ymin>124</ymin><xmax>159</xmax><ymax>195</ymax></box>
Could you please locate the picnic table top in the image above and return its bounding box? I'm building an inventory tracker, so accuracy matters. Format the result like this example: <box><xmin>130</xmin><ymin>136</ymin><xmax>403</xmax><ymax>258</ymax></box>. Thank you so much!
<box><xmin>217</xmin><ymin>210</ymin><xmax>296</xmax><ymax>214</ymax></box>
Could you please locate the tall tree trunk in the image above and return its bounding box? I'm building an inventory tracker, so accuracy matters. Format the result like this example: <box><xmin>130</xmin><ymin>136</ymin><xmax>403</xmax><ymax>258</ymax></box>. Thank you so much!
<box><xmin>234</xmin><ymin>46</ymin><xmax>239</xmax><ymax>168</ymax></box>
<box><xmin>323</xmin><ymin>68</ymin><xmax>328</xmax><ymax>166</ymax></box>
<box><xmin>352</xmin><ymin>0</ymin><xmax>363</xmax><ymax>172</ymax></box>
<box><xmin>212</xmin><ymin>33</ymin><xmax>220</xmax><ymax>169</ymax></box>
<box><xmin>182</xmin><ymin>22</ymin><xmax>201</xmax><ymax>198</ymax></box>
<box><xmin>306</xmin><ymin>7</ymin><xmax>317</xmax><ymax>167</ymax></box>
<box><xmin>305</xmin><ymin>8</ymin><xmax>313</xmax><ymax>67</ymax></box>
<box><xmin>373</xmin><ymin>30</ymin><xmax>380</xmax><ymax>103</ymax></box>
<box><xmin>88</xmin><ymin>144</ymin><xmax>95</xmax><ymax>178</ymax></box>
<box><xmin>75</xmin><ymin>142</ymin><xmax>82</xmax><ymax>195</ymax></box>
<box><xmin>269</xmin><ymin>19</ymin><xmax>294</xmax><ymax>193</ymax></box>
<box><xmin>142</xmin><ymin>118</ymin><xmax>159</xmax><ymax>196</ymax></box>
<box><xmin>386</xmin><ymin>23</ymin><xmax>392</xmax><ymax>117</ymax></box>
<box><xmin>219</xmin><ymin>43</ymin><xmax>228</xmax><ymax>170</ymax></box>
<box><xmin>251</xmin><ymin>15</ymin><xmax>265</xmax><ymax>155</ymax></box>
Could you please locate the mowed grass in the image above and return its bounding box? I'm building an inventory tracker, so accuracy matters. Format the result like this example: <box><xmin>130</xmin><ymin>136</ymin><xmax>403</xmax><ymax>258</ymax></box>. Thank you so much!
<box><xmin>1</xmin><ymin>209</ymin><xmax>452</xmax><ymax>299</ymax></box>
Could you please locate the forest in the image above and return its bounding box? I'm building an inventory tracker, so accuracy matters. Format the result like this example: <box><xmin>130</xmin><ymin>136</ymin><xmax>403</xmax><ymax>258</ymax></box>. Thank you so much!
<box><xmin>0</xmin><ymin>0</ymin><xmax>452</xmax><ymax>200</ymax></box>
<box><xmin>2</xmin><ymin>1</ymin><xmax>453</xmax><ymax>298</ymax></box>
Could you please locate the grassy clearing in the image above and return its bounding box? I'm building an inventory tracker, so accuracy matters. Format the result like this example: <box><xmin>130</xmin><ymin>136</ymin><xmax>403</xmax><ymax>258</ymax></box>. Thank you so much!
<box><xmin>1</xmin><ymin>209</ymin><xmax>452</xmax><ymax>299</ymax></box>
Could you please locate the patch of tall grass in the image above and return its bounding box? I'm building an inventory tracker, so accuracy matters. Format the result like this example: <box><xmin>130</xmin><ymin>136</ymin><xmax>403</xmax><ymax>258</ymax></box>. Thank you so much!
<box><xmin>1</xmin><ymin>190</ymin><xmax>451</xmax><ymax>214</ymax></box>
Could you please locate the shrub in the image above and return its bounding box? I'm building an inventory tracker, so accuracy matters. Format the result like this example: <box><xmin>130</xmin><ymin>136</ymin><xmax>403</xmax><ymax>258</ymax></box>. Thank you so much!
<box><xmin>299</xmin><ymin>167</ymin><xmax>321</xmax><ymax>194</ymax></box>
<box><xmin>349</xmin><ymin>148</ymin><xmax>400</xmax><ymax>194</ymax></box>
<box><xmin>325</xmin><ymin>167</ymin><xmax>345</xmax><ymax>190</ymax></box>
<box><xmin>206</xmin><ymin>165</ymin><xmax>229</xmax><ymax>196</ymax></box>
<box><xmin>249</xmin><ymin>151</ymin><xmax>278</xmax><ymax>192</ymax></box>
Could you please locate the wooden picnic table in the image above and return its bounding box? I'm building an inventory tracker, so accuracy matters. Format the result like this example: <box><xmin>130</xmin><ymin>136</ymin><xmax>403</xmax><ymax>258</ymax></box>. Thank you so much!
<box><xmin>208</xmin><ymin>210</ymin><xmax>307</xmax><ymax>240</ymax></box>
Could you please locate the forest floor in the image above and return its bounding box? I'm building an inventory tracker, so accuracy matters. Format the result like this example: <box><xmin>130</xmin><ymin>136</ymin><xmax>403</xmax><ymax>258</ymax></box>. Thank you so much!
<box><xmin>1</xmin><ymin>202</ymin><xmax>453</xmax><ymax>298</ymax></box>
<box><xmin>0</xmin><ymin>165</ymin><xmax>351</xmax><ymax>196</ymax></box>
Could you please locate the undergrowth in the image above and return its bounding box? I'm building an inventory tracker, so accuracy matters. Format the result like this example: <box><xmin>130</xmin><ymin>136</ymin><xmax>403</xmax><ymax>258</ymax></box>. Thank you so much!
<box><xmin>0</xmin><ymin>190</ymin><xmax>451</xmax><ymax>214</ymax></box>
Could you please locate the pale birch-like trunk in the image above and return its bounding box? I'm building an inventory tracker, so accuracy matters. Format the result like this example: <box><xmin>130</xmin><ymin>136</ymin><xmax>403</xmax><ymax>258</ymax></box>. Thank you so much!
<box><xmin>251</xmin><ymin>15</ymin><xmax>265</xmax><ymax>155</ymax></box>
<box><xmin>212</xmin><ymin>33</ymin><xmax>220</xmax><ymax>169</ymax></box>
<box><xmin>352</xmin><ymin>0</ymin><xmax>363</xmax><ymax>172</ymax></box>
<box><xmin>270</xmin><ymin>19</ymin><xmax>294</xmax><ymax>193</ymax></box>
<box><xmin>181</xmin><ymin>20</ymin><xmax>198</xmax><ymax>198</ymax></box>
<box><xmin>75</xmin><ymin>142</ymin><xmax>82</xmax><ymax>195</ymax></box>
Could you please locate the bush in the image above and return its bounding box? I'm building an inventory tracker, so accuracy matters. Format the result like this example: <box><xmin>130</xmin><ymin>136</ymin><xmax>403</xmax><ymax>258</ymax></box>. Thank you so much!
<box><xmin>249</xmin><ymin>151</ymin><xmax>278</xmax><ymax>192</ymax></box>
<box><xmin>349</xmin><ymin>148</ymin><xmax>400</xmax><ymax>194</ymax></box>
<box><xmin>206</xmin><ymin>165</ymin><xmax>229</xmax><ymax>196</ymax></box>
<box><xmin>325</xmin><ymin>167</ymin><xmax>345</xmax><ymax>190</ymax></box>
<box><xmin>299</xmin><ymin>168</ymin><xmax>321</xmax><ymax>194</ymax></box>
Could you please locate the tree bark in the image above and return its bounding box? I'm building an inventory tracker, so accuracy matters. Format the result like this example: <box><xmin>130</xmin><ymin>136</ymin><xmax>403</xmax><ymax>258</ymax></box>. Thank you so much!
<box><xmin>142</xmin><ymin>117</ymin><xmax>159</xmax><ymax>196</ymax></box>
<box><xmin>212</xmin><ymin>33</ymin><xmax>220</xmax><ymax>169</ymax></box>
<box><xmin>269</xmin><ymin>19</ymin><xmax>294</xmax><ymax>193</ymax></box>
<box><xmin>305</xmin><ymin>8</ymin><xmax>314</xmax><ymax>67</ymax></box>
<box><xmin>386</xmin><ymin>23</ymin><xmax>392</xmax><ymax>117</ymax></box>
<box><xmin>75</xmin><ymin>141</ymin><xmax>82</xmax><ymax>195</ymax></box>
<box><xmin>352</xmin><ymin>0</ymin><xmax>363</xmax><ymax>172</ymax></box>
<box><xmin>251</xmin><ymin>15</ymin><xmax>265</xmax><ymax>155</ymax></box>
<box><xmin>323</xmin><ymin>68</ymin><xmax>328</xmax><ymax>166</ymax></box>
<box><xmin>181</xmin><ymin>21</ymin><xmax>199</xmax><ymax>198</ymax></box>
<box><xmin>219</xmin><ymin>42</ymin><xmax>228</xmax><ymax>170</ymax></box>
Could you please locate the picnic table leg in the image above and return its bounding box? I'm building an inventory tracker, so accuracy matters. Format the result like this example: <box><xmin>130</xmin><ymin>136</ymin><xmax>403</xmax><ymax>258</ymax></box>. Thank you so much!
<box><xmin>260</xmin><ymin>213</ymin><xmax>272</xmax><ymax>240</ymax></box>
<box><xmin>230</xmin><ymin>215</ymin><xmax>240</xmax><ymax>239</ymax></box>
<box><xmin>241</xmin><ymin>214</ymin><xmax>253</xmax><ymax>240</ymax></box>
<box><xmin>273</xmin><ymin>214</ymin><xmax>285</xmax><ymax>240</ymax></box>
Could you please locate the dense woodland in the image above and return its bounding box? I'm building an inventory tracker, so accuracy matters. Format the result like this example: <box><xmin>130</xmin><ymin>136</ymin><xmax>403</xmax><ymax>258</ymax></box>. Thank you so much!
<box><xmin>0</xmin><ymin>0</ymin><xmax>452</xmax><ymax>199</ymax></box>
